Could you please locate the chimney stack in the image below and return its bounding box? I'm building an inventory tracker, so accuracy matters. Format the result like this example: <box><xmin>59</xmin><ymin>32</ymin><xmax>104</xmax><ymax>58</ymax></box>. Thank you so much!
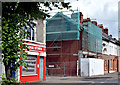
<box><xmin>80</xmin><ymin>12</ymin><xmax>83</xmax><ymax>23</ymax></box>
<box><xmin>98</xmin><ymin>24</ymin><xmax>104</xmax><ymax>30</ymax></box>
<box><xmin>103</xmin><ymin>28</ymin><xmax>108</xmax><ymax>35</ymax></box>
<box><xmin>71</xmin><ymin>12</ymin><xmax>83</xmax><ymax>24</ymax></box>
<box><xmin>91</xmin><ymin>21</ymin><xmax>97</xmax><ymax>26</ymax></box>
<box><xmin>83</xmin><ymin>18</ymin><xmax>91</xmax><ymax>22</ymax></box>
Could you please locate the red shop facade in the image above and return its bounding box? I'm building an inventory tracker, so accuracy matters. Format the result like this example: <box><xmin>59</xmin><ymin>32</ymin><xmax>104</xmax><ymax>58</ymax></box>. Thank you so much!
<box><xmin>17</xmin><ymin>40</ymin><xmax>46</xmax><ymax>82</ymax></box>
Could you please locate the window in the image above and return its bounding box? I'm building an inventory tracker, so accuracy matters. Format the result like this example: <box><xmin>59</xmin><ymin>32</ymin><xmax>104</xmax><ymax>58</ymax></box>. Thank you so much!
<box><xmin>32</xmin><ymin>29</ymin><xmax>34</xmax><ymax>40</ymax></box>
<box><xmin>102</xmin><ymin>43</ymin><xmax>106</xmax><ymax>46</ymax></box>
<box><xmin>110</xmin><ymin>59</ymin><xmax>112</xmax><ymax>69</ymax></box>
<box><xmin>115</xmin><ymin>60</ymin><xmax>117</xmax><ymax>69</ymax></box>
<box><xmin>27</xmin><ymin>27</ymin><xmax>31</xmax><ymax>40</ymax></box>
<box><xmin>105</xmin><ymin>60</ymin><xmax>107</xmax><ymax>70</ymax></box>
<box><xmin>53</xmin><ymin>41</ymin><xmax>58</xmax><ymax>51</ymax></box>
<box><xmin>24</xmin><ymin>26</ymin><xmax>35</xmax><ymax>41</ymax></box>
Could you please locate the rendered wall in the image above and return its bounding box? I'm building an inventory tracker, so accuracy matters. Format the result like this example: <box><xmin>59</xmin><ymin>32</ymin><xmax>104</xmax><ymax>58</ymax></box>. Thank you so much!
<box><xmin>89</xmin><ymin>58</ymin><xmax>104</xmax><ymax>76</ymax></box>
<box><xmin>80</xmin><ymin>58</ymin><xmax>89</xmax><ymax>76</ymax></box>
<box><xmin>80</xmin><ymin>58</ymin><xmax>104</xmax><ymax>77</ymax></box>
<box><xmin>0</xmin><ymin>57</ymin><xmax>2</xmax><ymax>81</ymax></box>
<box><xmin>119</xmin><ymin>56</ymin><xmax>120</xmax><ymax>72</ymax></box>
<box><xmin>36</xmin><ymin>19</ymin><xmax>46</xmax><ymax>43</ymax></box>
<box><xmin>0</xmin><ymin>62</ymin><xmax>5</xmax><ymax>81</ymax></box>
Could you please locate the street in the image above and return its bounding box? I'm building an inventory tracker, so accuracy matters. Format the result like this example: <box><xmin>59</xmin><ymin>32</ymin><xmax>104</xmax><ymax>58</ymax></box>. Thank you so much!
<box><xmin>41</xmin><ymin>76</ymin><xmax>118</xmax><ymax>84</ymax></box>
<box><xmin>31</xmin><ymin>72</ymin><xmax>119</xmax><ymax>85</ymax></box>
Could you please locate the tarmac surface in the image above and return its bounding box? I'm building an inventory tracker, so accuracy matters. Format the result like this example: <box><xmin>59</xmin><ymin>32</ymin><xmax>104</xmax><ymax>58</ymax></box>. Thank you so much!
<box><xmin>29</xmin><ymin>72</ymin><xmax>120</xmax><ymax>85</ymax></box>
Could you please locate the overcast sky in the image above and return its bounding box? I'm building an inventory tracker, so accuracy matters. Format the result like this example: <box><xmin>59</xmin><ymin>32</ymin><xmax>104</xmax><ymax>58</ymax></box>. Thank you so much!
<box><xmin>65</xmin><ymin>0</ymin><xmax>119</xmax><ymax>39</ymax></box>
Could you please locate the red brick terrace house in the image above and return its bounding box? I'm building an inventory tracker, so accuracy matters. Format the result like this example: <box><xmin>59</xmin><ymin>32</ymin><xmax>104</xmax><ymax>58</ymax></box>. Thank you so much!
<box><xmin>98</xmin><ymin>25</ymin><xmax>120</xmax><ymax>73</ymax></box>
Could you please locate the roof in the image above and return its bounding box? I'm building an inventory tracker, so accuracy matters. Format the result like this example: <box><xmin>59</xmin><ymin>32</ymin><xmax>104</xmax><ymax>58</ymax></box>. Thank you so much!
<box><xmin>102</xmin><ymin>32</ymin><xmax>120</xmax><ymax>46</ymax></box>
<box><xmin>47</xmin><ymin>12</ymin><xmax>79</xmax><ymax>26</ymax></box>
<box><xmin>46</xmin><ymin>12</ymin><xmax>81</xmax><ymax>41</ymax></box>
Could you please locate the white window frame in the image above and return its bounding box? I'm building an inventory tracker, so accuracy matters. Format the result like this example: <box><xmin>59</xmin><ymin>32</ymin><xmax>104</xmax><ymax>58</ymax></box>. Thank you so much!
<box><xmin>24</xmin><ymin>25</ymin><xmax>36</xmax><ymax>41</ymax></box>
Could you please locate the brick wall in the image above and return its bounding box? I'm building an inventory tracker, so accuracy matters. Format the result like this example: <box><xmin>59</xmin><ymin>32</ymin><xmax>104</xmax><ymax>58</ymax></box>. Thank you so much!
<box><xmin>98</xmin><ymin>54</ymin><xmax>118</xmax><ymax>72</ymax></box>
<box><xmin>46</xmin><ymin>40</ymin><xmax>80</xmax><ymax>76</ymax></box>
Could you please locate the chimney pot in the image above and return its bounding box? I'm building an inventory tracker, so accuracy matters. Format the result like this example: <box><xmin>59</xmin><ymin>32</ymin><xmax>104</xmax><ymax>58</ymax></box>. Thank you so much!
<box><xmin>91</xmin><ymin>21</ymin><xmax>97</xmax><ymax>26</ymax></box>
<box><xmin>83</xmin><ymin>18</ymin><xmax>91</xmax><ymax>22</ymax></box>
<box><xmin>98</xmin><ymin>24</ymin><xmax>104</xmax><ymax>29</ymax></box>
<box><xmin>110</xmin><ymin>34</ymin><xmax>112</xmax><ymax>37</ymax></box>
<box><xmin>103</xmin><ymin>27</ymin><xmax>108</xmax><ymax>35</ymax></box>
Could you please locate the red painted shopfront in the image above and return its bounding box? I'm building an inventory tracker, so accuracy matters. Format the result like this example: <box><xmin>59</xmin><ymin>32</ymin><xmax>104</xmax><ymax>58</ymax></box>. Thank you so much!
<box><xmin>19</xmin><ymin>40</ymin><xmax>46</xmax><ymax>82</ymax></box>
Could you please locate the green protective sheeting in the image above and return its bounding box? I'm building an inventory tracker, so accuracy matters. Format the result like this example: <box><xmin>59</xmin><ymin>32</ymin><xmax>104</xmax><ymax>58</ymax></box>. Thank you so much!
<box><xmin>46</xmin><ymin>12</ymin><xmax>81</xmax><ymax>41</ymax></box>
<box><xmin>82</xmin><ymin>22</ymin><xmax>102</xmax><ymax>53</ymax></box>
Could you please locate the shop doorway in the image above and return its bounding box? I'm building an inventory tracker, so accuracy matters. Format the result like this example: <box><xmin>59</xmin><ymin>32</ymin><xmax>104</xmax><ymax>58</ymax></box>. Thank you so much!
<box><xmin>40</xmin><ymin>56</ymin><xmax>44</xmax><ymax>80</ymax></box>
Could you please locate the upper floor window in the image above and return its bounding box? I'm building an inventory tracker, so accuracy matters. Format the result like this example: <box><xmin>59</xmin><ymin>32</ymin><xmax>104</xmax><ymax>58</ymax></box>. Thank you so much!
<box><xmin>53</xmin><ymin>41</ymin><xmax>58</xmax><ymax>51</ymax></box>
<box><xmin>24</xmin><ymin>26</ymin><xmax>35</xmax><ymax>41</ymax></box>
<box><xmin>102</xmin><ymin>43</ymin><xmax>106</xmax><ymax>46</ymax></box>
<box><xmin>54</xmin><ymin>41</ymin><xmax>58</xmax><ymax>47</ymax></box>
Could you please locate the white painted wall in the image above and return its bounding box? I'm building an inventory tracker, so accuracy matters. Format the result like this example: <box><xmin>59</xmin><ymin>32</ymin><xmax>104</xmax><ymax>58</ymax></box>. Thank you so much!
<box><xmin>80</xmin><ymin>58</ymin><xmax>104</xmax><ymax>77</ymax></box>
<box><xmin>89</xmin><ymin>58</ymin><xmax>104</xmax><ymax>76</ymax></box>
<box><xmin>36</xmin><ymin>19</ymin><xmax>46</xmax><ymax>43</ymax></box>
<box><xmin>80</xmin><ymin>58</ymin><xmax>89</xmax><ymax>76</ymax></box>
<box><xmin>102</xmin><ymin>40</ymin><xmax>119</xmax><ymax>56</ymax></box>
<box><xmin>0</xmin><ymin>61</ymin><xmax>2</xmax><ymax>81</ymax></box>
<box><xmin>118</xmin><ymin>46</ymin><xmax>120</xmax><ymax>57</ymax></box>
<box><xmin>119</xmin><ymin>56</ymin><xmax>120</xmax><ymax>72</ymax></box>
<box><xmin>102</xmin><ymin>40</ymin><xmax>109</xmax><ymax>55</ymax></box>
<box><xmin>0</xmin><ymin>62</ymin><xmax>5</xmax><ymax>81</ymax></box>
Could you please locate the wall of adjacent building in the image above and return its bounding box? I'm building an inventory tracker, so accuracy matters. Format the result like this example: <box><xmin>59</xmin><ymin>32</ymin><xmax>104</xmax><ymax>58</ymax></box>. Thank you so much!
<box><xmin>36</xmin><ymin>19</ymin><xmax>46</xmax><ymax>43</ymax></box>
<box><xmin>102</xmin><ymin>40</ymin><xmax>119</xmax><ymax>56</ymax></box>
<box><xmin>0</xmin><ymin>19</ymin><xmax>46</xmax><ymax>82</ymax></box>
<box><xmin>102</xmin><ymin>39</ymin><xmax>120</xmax><ymax>73</ymax></box>
<box><xmin>100</xmin><ymin>54</ymin><xmax>118</xmax><ymax>73</ymax></box>
<box><xmin>0</xmin><ymin>57</ymin><xmax>2</xmax><ymax>81</ymax></box>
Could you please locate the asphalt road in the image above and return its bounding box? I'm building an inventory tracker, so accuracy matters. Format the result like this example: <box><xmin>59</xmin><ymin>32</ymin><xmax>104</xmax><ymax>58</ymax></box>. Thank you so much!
<box><xmin>26</xmin><ymin>72</ymin><xmax>120</xmax><ymax>85</ymax></box>
<box><xmin>41</xmin><ymin>76</ymin><xmax>118</xmax><ymax>84</ymax></box>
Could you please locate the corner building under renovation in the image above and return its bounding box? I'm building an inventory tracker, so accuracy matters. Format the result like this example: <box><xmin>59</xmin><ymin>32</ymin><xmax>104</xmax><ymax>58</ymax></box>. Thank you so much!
<box><xmin>46</xmin><ymin>12</ymin><xmax>102</xmax><ymax>76</ymax></box>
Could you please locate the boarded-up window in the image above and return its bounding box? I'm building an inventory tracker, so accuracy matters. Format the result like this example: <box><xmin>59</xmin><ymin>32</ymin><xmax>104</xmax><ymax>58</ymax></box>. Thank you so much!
<box><xmin>22</xmin><ymin>55</ymin><xmax>37</xmax><ymax>76</ymax></box>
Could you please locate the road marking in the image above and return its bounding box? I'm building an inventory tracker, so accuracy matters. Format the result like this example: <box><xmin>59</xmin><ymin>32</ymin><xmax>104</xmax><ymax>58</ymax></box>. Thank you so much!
<box><xmin>100</xmin><ymin>82</ymin><xmax>104</xmax><ymax>83</ymax></box>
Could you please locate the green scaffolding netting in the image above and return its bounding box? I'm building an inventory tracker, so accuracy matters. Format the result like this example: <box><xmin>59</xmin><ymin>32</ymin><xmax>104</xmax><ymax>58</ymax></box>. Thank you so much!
<box><xmin>46</xmin><ymin>12</ymin><xmax>80</xmax><ymax>41</ymax></box>
<box><xmin>46</xmin><ymin>12</ymin><xmax>102</xmax><ymax>53</ymax></box>
<box><xmin>82</xmin><ymin>22</ymin><xmax>102</xmax><ymax>53</ymax></box>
